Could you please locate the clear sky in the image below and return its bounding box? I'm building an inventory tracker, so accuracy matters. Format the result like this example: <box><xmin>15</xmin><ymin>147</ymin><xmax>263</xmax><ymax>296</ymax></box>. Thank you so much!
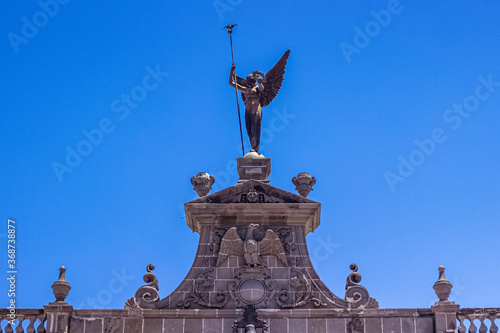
<box><xmin>1</xmin><ymin>1</ymin><xmax>499</xmax><ymax>311</ymax></box>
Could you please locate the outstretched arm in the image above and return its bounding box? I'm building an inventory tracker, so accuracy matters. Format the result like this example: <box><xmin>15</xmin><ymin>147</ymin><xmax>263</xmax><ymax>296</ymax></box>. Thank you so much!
<box><xmin>229</xmin><ymin>64</ymin><xmax>247</xmax><ymax>92</ymax></box>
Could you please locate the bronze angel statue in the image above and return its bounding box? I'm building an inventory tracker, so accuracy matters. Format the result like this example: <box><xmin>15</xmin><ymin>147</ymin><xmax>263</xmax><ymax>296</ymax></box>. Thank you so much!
<box><xmin>229</xmin><ymin>50</ymin><xmax>290</xmax><ymax>155</ymax></box>
<box><xmin>216</xmin><ymin>224</ymin><xmax>287</xmax><ymax>267</ymax></box>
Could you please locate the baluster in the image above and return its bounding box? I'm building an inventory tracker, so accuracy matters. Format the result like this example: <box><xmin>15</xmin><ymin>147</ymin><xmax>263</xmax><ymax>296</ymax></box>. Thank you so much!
<box><xmin>26</xmin><ymin>317</ymin><xmax>35</xmax><ymax>333</ymax></box>
<box><xmin>35</xmin><ymin>317</ymin><xmax>45</xmax><ymax>333</ymax></box>
<box><xmin>458</xmin><ymin>316</ymin><xmax>467</xmax><ymax>333</ymax></box>
<box><xmin>469</xmin><ymin>318</ymin><xmax>478</xmax><ymax>333</ymax></box>
<box><xmin>15</xmin><ymin>315</ymin><xmax>25</xmax><ymax>333</ymax></box>
<box><xmin>478</xmin><ymin>317</ymin><xmax>487</xmax><ymax>333</ymax></box>
<box><xmin>490</xmin><ymin>316</ymin><xmax>498</xmax><ymax>333</ymax></box>
<box><xmin>5</xmin><ymin>320</ymin><xmax>13</xmax><ymax>333</ymax></box>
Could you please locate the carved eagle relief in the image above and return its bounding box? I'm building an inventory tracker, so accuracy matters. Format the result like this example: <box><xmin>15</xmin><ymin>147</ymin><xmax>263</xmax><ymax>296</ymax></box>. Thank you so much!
<box><xmin>216</xmin><ymin>224</ymin><xmax>287</xmax><ymax>267</ymax></box>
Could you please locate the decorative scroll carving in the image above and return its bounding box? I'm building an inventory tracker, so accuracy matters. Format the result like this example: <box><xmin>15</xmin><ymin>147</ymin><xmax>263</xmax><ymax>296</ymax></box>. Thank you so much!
<box><xmin>178</xmin><ymin>268</ymin><xmax>229</xmax><ymax>309</ymax></box>
<box><xmin>125</xmin><ymin>264</ymin><xmax>159</xmax><ymax>309</ymax></box>
<box><xmin>344</xmin><ymin>264</ymin><xmax>379</xmax><ymax>309</ymax></box>
<box><xmin>275</xmin><ymin>228</ymin><xmax>296</xmax><ymax>253</ymax></box>
<box><xmin>345</xmin><ymin>263</ymin><xmax>362</xmax><ymax>289</ymax></box>
<box><xmin>209</xmin><ymin>227</ymin><xmax>228</xmax><ymax>253</ymax></box>
<box><xmin>275</xmin><ymin>268</ymin><xmax>326</xmax><ymax>309</ymax></box>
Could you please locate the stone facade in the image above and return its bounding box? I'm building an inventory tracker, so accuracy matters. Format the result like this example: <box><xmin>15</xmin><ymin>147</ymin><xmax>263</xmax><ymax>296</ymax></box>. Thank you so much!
<box><xmin>1</xmin><ymin>158</ymin><xmax>498</xmax><ymax>332</ymax></box>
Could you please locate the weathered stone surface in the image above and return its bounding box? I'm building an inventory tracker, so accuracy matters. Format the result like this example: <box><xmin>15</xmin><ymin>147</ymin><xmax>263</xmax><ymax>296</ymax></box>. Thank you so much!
<box><xmin>164</xmin><ymin>319</ymin><xmax>183</xmax><ymax>332</ymax></box>
<box><xmin>85</xmin><ymin>318</ymin><xmax>103</xmax><ymax>333</ymax></box>
<box><xmin>123</xmin><ymin>318</ymin><xmax>142</xmax><ymax>333</ymax></box>
<box><xmin>401</xmin><ymin>317</ymin><xmax>415</xmax><ymax>332</ymax></box>
<box><xmin>416</xmin><ymin>317</ymin><xmax>434</xmax><ymax>333</ymax></box>
<box><xmin>184</xmin><ymin>318</ymin><xmax>202</xmax><ymax>332</ymax></box>
<box><xmin>143</xmin><ymin>319</ymin><xmax>162</xmax><ymax>332</ymax></box>
<box><xmin>270</xmin><ymin>318</ymin><xmax>288</xmax><ymax>332</ymax></box>
<box><xmin>327</xmin><ymin>318</ymin><xmax>346</xmax><ymax>333</ymax></box>
<box><xmin>365</xmin><ymin>317</ymin><xmax>382</xmax><ymax>333</ymax></box>
<box><xmin>309</xmin><ymin>318</ymin><xmax>327</xmax><ymax>333</ymax></box>
<box><xmin>203</xmin><ymin>318</ymin><xmax>223</xmax><ymax>333</ymax></box>
<box><xmin>382</xmin><ymin>317</ymin><xmax>400</xmax><ymax>333</ymax></box>
<box><xmin>69</xmin><ymin>317</ymin><xmax>85</xmax><ymax>333</ymax></box>
<box><xmin>289</xmin><ymin>318</ymin><xmax>307</xmax><ymax>333</ymax></box>
<box><xmin>104</xmin><ymin>318</ymin><xmax>123</xmax><ymax>333</ymax></box>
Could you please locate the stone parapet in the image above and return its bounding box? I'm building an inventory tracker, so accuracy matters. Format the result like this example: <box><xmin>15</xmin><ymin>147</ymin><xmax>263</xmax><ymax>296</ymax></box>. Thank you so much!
<box><xmin>0</xmin><ymin>307</ymin><xmax>439</xmax><ymax>333</ymax></box>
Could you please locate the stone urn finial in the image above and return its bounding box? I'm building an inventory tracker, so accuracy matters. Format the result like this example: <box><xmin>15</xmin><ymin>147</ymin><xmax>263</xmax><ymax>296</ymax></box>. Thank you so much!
<box><xmin>433</xmin><ymin>265</ymin><xmax>453</xmax><ymax>302</ymax></box>
<box><xmin>292</xmin><ymin>172</ymin><xmax>316</xmax><ymax>197</ymax></box>
<box><xmin>190</xmin><ymin>172</ymin><xmax>215</xmax><ymax>197</ymax></box>
<box><xmin>51</xmin><ymin>266</ymin><xmax>71</xmax><ymax>303</ymax></box>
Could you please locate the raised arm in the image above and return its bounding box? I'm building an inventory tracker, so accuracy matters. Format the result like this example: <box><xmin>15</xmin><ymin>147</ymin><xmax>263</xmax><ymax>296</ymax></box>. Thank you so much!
<box><xmin>229</xmin><ymin>64</ymin><xmax>247</xmax><ymax>92</ymax></box>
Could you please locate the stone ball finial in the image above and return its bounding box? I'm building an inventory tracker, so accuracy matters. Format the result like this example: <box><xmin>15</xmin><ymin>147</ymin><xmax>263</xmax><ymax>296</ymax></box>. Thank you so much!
<box><xmin>51</xmin><ymin>266</ymin><xmax>71</xmax><ymax>303</ymax></box>
<box><xmin>190</xmin><ymin>172</ymin><xmax>215</xmax><ymax>197</ymax></box>
<box><xmin>292</xmin><ymin>172</ymin><xmax>316</xmax><ymax>197</ymax></box>
<box><xmin>433</xmin><ymin>265</ymin><xmax>453</xmax><ymax>302</ymax></box>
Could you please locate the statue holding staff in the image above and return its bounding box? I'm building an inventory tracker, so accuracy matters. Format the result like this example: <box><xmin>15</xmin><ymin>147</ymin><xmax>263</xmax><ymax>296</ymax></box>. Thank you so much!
<box><xmin>229</xmin><ymin>50</ymin><xmax>290</xmax><ymax>155</ymax></box>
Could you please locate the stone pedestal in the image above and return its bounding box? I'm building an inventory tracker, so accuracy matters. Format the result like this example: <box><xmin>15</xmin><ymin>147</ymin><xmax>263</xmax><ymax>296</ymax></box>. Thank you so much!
<box><xmin>237</xmin><ymin>158</ymin><xmax>271</xmax><ymax>183</ymax></box>
<box><xmin>431</xmin><ymin>302</ymin><xmax>460</xmax><ymax>333</ymax></box>
<box><xmin>44</xmin><ymin>304</ymin><xmax>73</xmax><ymax>333</ymax></box>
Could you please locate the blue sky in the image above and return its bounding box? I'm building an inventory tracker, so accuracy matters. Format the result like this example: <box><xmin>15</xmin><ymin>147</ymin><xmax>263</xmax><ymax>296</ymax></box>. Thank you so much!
<box><xmin>1</xmin><ymin>1</ymin><xmax>499</xmax><ymax>311</ymax></box>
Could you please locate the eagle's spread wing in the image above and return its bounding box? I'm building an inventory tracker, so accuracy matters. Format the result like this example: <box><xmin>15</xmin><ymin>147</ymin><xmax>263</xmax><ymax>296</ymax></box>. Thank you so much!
<box><xmin>217</xmin><ymin>227</ymin><xmax>244</xmax><ymax>266</ymax></box>
<box><xmin>259</xmin><ymin>229</ymin><xmax>287</xmax><ymax>266</ymax></box>
<box><xmin>259</xmin><ymin>50</ymin><xmax>290</xmax><ymax>107</ymax></box>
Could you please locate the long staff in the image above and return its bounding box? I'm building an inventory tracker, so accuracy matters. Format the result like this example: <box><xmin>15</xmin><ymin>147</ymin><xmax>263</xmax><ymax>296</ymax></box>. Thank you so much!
<box><xmin>224</xmin><ymin>24</ymin><xmax>245</xmax><ymax>157</ymax></box>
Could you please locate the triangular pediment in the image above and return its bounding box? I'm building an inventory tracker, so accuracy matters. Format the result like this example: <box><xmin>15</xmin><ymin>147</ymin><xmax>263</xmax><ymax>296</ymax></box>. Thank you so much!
<box><xmin>188</xmin><ymin>180</ymin><xmax>318</xmax><ymax>204</ymax></box>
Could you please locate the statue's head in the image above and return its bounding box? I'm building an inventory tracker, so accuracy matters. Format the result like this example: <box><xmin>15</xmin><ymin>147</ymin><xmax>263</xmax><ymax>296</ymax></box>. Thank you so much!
<box><xmin>246</xmin><ymin>74</ymin><xmax>256</xmax><ymax>86</ymax></box>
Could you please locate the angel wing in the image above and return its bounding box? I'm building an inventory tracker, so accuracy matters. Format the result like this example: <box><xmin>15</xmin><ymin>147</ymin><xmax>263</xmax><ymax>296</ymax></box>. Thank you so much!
<box><xmin>216</xmin><ymin>227</ymin><xmax>244</xmax><ymax>266</ymax></box>
<box><xmin>259</xmin><ymin>229</ymin><xmax>287</xmax><ymax>266</ymax></box>
<box><xmin>260</xmin><ymin>50</ymin><xmax>290</xmax><ymax>107</ymax></box>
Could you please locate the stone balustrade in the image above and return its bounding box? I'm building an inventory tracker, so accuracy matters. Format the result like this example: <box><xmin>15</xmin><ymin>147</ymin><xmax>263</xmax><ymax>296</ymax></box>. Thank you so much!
<box><xmin>1</xmin><ymin>307</ymin><xmax>499</xmax><ymax>333</ymax></box>
<box><xmin>0</xmin><ymin>309</ymin><xmax>46</xmax><ymax>332</ymax></box>
<box><xmin>457</xmin><ymin>308</ymin><xmax>500</xmax><ymax>333</ymax></box>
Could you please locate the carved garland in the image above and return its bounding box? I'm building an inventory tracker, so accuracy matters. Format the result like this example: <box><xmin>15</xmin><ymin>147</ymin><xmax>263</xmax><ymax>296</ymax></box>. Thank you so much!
<box><xmin>275</xmin><ymin>268</ymin><xmax>326</xmax><ymax>308</ymax></box>
<box><xmin>177</xmin><ymin>268</ymin><xmax>229</xmax><ymax>309</ymax></box>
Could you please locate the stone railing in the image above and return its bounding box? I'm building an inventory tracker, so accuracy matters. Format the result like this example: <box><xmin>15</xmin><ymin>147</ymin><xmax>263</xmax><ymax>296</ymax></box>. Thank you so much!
<box><xmin>0</xmin><ymin>309</ymin><xmax>46</xmax><ymax>332</ymax></box>
<box><xmin>457</xmin><ymin>308</ymin><xmax>500</xmax><ymax>333</ymax></box>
